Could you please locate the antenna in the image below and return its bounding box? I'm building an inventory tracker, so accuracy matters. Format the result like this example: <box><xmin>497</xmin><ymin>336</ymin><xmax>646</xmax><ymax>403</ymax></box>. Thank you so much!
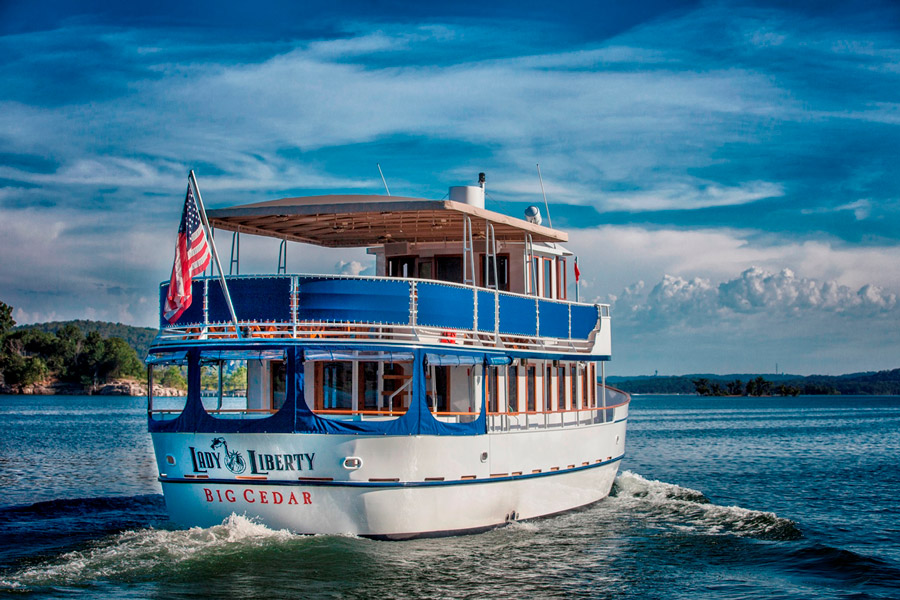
<box><xmin>536</xmin><ymin>164</ymin><xmax>553</xmax><ymax>229</ymax></box>
<box><xmin>377</xmin><ymin>163</ymin><xmax>391</xmax><ymax>196</ymax></box>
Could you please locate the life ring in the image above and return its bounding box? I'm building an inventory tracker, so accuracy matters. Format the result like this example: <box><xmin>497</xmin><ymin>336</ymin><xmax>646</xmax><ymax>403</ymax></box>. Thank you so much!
<box><xmin>440</xmin><ymin>331</ymin><xmax>457</xmax><ymax>344</ymax></box>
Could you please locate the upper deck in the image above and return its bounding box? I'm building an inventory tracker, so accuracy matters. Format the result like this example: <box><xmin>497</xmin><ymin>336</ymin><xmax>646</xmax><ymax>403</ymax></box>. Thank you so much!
<box><xmin>155</xmin><ymin>273</ymin><xmax>611</xmax><ymax>358</ymax></box>
<box><xmin>153</xmin><ymin>184</ymin><xmax>611</xmax><ymax>359</ymax></box>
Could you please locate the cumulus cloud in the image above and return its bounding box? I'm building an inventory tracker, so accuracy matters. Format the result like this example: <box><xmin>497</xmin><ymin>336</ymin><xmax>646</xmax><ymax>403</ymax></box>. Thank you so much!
<box><xmin>613</xmin><ymin>266</ymin><xmax>898</xmax><ymax>327</ymax></box>
<box><xmin>337</xmin><ymin>260</ymin><xmax>368</xmax><ymax>276</ymax></box>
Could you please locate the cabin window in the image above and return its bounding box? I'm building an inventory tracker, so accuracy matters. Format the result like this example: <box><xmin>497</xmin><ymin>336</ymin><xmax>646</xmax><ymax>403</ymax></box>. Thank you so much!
<box><xmin>545</xmin><ymin>364</ymin><xmax>554</xmax><ymax>411</ymax></box>
<box><xmin>417</xmin><ymin>258</ymin><xmax>434</xmax><ymax>280</ymax></box>
<box><xmin>530</xmin><ymin>257</ymin><xmax>539</xmax><ymax>295</ymax></box>
<box><xmin>543</xmin><ymin>258</ymin><xmax>554</xmax><ymax>299</ymax></box>
<box><xmin>558</xmin><ymin>258</ymin><xmax>567</xmax><ymax>300</ymax></box>
<box><xmin>581</xmin><ymin>363</ymin><xmax>592</xmax><ymax>408</ymax></box>
<box><xmin>359</xmin><ymin>361</ymin><xmax>379</xmax><ymax>410</ymax></box>
<box><xmin>526</xmin><ymin>365</ymin><xmax>537</xmax><ymax>412</ymax></box>
<box><xmin>383</xmin><ymin>362</ymin><xmax>411</xmax><ymax>411</ymax></box>
<box><xmin>558</xmin><ymin>365</ymin><xmax>567</xmax><ymax>410</ymax></box>
<box><xmin>316</xmin><ymin>362</ymin><xmax>353</xmax><ymax>411</ymax></box>
<box><xmin>507</xmin><ymin>365</ymin><xmax>519</xmax><ymax>413</ymax></box>
<box><xmin>480</xmin><ymin>254</ymin><xmax>509</xmax><ymax>291</ymax></box>
<box><xmin>271</xmin><ymin>360</ymin><xmax>286</xmax><ymax>410</ymax></box>
<box><xmin>427</xmin><ymin>365</ymin><xmax>450</xmax><ymax>412</ymax></box>
<box><xmin>486</xmin><ymin>366</ymin><xmax>500</xmax><ymax>413</ymax></box>
<box><xmin>435</xmin><ymin>256</ymin><xmax>463</xmax><ymax>283</ymax></box>
<box><xmin>388</xmin><ymin>256</ymin><xmax>416</xmax><ymax>278</ymax></box>
<box><xmin>571</xmin><ymin>364</ymin><xmax>578</xmax><ymax>409</ymax></box>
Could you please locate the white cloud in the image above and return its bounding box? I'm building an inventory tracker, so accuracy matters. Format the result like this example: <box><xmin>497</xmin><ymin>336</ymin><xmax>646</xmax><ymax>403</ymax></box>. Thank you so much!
<box><xmin>602</xmin><ymin>180</ymin><xmax>783</xmax><ymax>212</ymax></box>
<box><xmin>613</xmin><ymin>266</ymin><xmax>897</xmax><ymax>325</ymax></box>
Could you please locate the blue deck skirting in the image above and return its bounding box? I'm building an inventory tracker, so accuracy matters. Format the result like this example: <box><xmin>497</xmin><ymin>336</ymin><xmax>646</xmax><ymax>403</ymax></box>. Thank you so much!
<box><xmin>417</xmin><ymin>283</ymin><xmax>474</xmax><ymax>329</ymax></box>
<box><xmin>158</xmin><ymin>275</ymin><xmax>602</xmax><ymax>340</ymax></box>
<box><xmin>298</xmin><ymin>278</ymin><xmax>410</xmax><ymax>324</ymax></box>
<box><xmin>498</xmin><ymin>294</ymin><xmax>537</xmax><ymax>336</ymax></box>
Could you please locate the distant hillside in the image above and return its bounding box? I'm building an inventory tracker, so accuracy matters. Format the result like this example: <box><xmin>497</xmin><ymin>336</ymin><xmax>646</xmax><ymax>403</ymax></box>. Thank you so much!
<box><xmin>15</xmin><ymin>320</ymin><xmax>157</xmax><ymax>359</ymax></box>
<box><xmin>609</xmin><ymin>369</ymin><xmax>900</xmax><ymax>396</ymax></box>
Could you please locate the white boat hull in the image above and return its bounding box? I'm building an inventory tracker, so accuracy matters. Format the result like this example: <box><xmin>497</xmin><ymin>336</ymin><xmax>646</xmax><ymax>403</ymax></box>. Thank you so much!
<box><xmin>152</xmin><ymin>418</ymin><xmax>626</xmax><ymax>538</ymax></box>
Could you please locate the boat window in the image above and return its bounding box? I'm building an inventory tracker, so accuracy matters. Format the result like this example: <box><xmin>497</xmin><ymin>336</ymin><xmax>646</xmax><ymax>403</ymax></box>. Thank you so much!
<box><xmin>486</xmin><ymin>366</ymin><xmax>499</xmax><ymax>413</ymax></box>
<box><xmin>417</xmin><ymin>258</ymin><xmax>434</xmax><ymax>280</ymax></box>
<box><xmin>147</xmin><ymin>363</ymin><xmax>188</xmax><ymax>419</ymax></box>
<box><xmin>309</xmin><ymin>359</ymin><xmax>411</xmax><ymax>418</ymax></box>
<box><xmin>558</xmin><ymin>365</ymin><xmax>567</xmax><ymax>410</ymax></box>
<box><xmin>383</xmin><ymin>362</ymin><xmax>411</xmax><ymax>413</ymax></box>
<box><xmin>526</xmin><ymin>365</ymin><xmax>536</xmax><ymax>412</ymax></box>
<box><xmin>388</xmin><ymin>256</ymin><xmax>416</xmax><ymax>278</ymax></box>
<box><xmin>582</xmin><ymin>363</ymin><xmax>591</xmax><ymax>408</ymax></box>
<box><xmin>558</xmin><ymin>258</ymin><xmax>567</xmax><ymax>300</ymax></box>
<box><xmin>543</xmin><ymin>258</ymin><xmax>554</xmax><ymax>299</ymax></box>
<box><xmin>545</xmin><ymin>364</ymin><xmax>554</xmax><ymax>411</ymax></box>
<box><xmin>316</xmin><ymin>361</ymin><xmax>353</xmax><ymax>411</ymax></box>
<box><xmin>360</xmin><ymin>361</ymin><xmax>379</xmax><ymax>410</ymax></box>
<box><xmin>507</xmin><ymin>365</ymin><xmax>519</xmax><ymax>413</ymax></box>
<box><xmin>435</xmin><ymin>256</ymin><xmax>463</xmax><ymax>283</ymax></box>
<box><xmin>427</xmin><ymin>365</ymin><xmax>450</xmax><ymax>412</ymax></box>
<box><xmin>480</xmin><ymin>254</ymin><xmax>509</xmax><ymax>291</ymax></box>
<box><xmin>571</xmin><ymin>364</ymin><xmax>578</xmax><ymax>409</ymax></box>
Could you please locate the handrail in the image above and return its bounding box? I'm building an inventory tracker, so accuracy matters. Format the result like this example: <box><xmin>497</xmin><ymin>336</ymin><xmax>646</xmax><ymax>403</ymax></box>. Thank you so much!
<box><xmin>154</xmin><ymin>273</ymin><xmax>611</xmax><ymax>353</ymax></box>
<box><xmin>486</xmin><ymin>400</ymin><xmax>630</xmax><ymax>417</ymax></box>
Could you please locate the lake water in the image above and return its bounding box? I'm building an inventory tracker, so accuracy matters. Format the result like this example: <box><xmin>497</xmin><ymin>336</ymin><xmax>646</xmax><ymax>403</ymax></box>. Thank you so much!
<box><xmin>1</xmin><ymin>394</ymin><xmax>899</xmax><ymax>599</ymax></box>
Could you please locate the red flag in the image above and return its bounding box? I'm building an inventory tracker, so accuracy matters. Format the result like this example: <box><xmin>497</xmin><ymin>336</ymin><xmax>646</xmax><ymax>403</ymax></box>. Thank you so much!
<box><xmin>164</xmin><ymin>185</ymin><xmax>211</xmax><ymax>323</ymax></box>
<box><xmin>574</xmin><ymin>258</ymin><xmax>581</xmax><ymax>282</ymax></box>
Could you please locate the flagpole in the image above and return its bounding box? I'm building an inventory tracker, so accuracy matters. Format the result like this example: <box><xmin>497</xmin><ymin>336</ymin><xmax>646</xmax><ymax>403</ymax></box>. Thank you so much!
<box><xmin>575</xmin><ymin>256</ymin><xmax>580</xmax><ymax>303</ymax></box>
<box><xmin>188</xmin><ymin>170</ymin><xmax>243</xmax><ymax>339</ymax></box>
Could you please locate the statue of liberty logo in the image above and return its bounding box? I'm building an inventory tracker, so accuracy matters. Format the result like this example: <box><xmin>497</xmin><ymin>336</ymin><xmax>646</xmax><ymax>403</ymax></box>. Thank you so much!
<box><xmin>210</xmin><ymin>437</ymin><xmax>246</xmax><ymax>474</ymax></box>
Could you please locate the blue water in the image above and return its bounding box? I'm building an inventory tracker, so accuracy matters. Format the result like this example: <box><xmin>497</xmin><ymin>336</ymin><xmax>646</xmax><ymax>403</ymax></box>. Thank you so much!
<box><xmin>1</xmin><ymin>394</ymin><xmax>899</xmax><ymax>599</ymax></box>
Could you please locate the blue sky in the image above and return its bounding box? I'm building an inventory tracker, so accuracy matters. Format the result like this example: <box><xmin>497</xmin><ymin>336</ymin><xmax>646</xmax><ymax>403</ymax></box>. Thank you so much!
<box><xmin>1</xmin><ymin>0</ymin><xmax>899</xmax><ymax>376</ymax></box>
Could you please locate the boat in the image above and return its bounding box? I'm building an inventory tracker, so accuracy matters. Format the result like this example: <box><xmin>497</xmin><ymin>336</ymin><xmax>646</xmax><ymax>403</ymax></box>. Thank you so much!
<box><xmin>146</xmin><ymin>173</ymin><xmax>630</xmax><ymax>539</ymax></box>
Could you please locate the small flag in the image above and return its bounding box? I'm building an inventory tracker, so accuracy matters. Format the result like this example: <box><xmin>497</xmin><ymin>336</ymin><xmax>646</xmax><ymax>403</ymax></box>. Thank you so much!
<box><xmin>574</xmin><ymin>257</ymin><xmax>581</xmax><ymax>282</ymax></box>
<box><xmin>164</xmin><ymin>185</ymin><xmax>211</xmax><ymax>323</ymax></box>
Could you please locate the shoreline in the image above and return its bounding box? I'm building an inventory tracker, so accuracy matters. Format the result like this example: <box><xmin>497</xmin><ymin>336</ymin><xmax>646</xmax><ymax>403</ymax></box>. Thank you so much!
<box><xmin>0</xmin><ymin>378</ymin><xmax>183</xmax><ymax>397</ymax></box>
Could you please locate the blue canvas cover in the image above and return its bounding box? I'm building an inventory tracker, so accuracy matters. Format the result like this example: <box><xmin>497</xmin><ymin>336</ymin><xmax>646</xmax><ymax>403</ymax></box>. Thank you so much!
<box><xmin>297</xmin><ymin>278</ymin><xmax>410</xmax><ymax>324</ymax></box>
<box><xmin>538</xmin><ymin>299</ymin><xmax>570</xmax><ymax>338</ymax></box>
<box><xmin>159</xmin><ymin>280</ymin><xmax>205</xmax><ymax>327</ymax></box>
<box><xmin>416</xmin><ymin>282</ymin><xmax>475</xmax><ymax>329</ymax></box>
<box><xmin>148</xmin><ymin>346</ymin><xmax>487</xmax><ymax>436</ymax></box>
<box><xmin>208</xmin><ymin>276</ymin><xmax>292</xmax><ymax>324</ymax></box>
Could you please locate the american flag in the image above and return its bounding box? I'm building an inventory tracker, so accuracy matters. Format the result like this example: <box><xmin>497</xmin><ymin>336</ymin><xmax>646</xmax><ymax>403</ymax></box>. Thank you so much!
<box><xmin>164</xmin><ymin>185</ymin><xmax>211</xmax><ymax>323</ymax></box>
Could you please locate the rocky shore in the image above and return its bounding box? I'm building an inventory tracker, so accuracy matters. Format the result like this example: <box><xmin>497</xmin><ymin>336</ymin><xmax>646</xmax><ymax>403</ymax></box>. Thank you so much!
<box><xmin>0</xmin><ymin>378</ymin><xmax>183</xmax><ymax>397</ymax></box>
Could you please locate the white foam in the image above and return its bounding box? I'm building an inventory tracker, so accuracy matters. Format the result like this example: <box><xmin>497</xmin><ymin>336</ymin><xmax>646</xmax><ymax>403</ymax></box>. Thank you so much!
<box><xmin>612</xmin><ymin>471</ymin><xmax>799</xmax><ymax>539</ymax></box>
<box><xmin>0</xmin><ymin>514</ymin><xmax>298</xmax><ymax>591</ymax></box>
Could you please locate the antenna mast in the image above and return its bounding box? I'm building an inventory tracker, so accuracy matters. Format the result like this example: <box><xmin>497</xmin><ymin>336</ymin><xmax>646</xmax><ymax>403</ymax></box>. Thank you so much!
<box><xmin>536</xmin><ymin>164</ymin><xmax>553</xmax><ymax>229</ymax></box>
<box><xmin>377</xmin><ymin>164</ymin><xmax>391</xmax><ymax>196</ymax></box>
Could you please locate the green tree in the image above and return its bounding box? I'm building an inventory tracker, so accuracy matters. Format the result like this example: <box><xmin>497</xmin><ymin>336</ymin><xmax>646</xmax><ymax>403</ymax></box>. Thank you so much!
<box><xmin>692</xmin><ymin>378</ymin><xmax>711</xmax><ymax>396</ymax></box>
<box><xmin>0</xmin><ymin>301</ymin><xmax>14</xmax><ymax>338</ymax></box>
<box><xmin>746</xmin><ymin>376</ymin><xmax>773</xmax><ymax>397</ymax></box>
<box><xmin>726</xmin><ymin>379</ymin><xmax>744</xmax><ymax>396</ymax></box>
<box><xmin>158</xmin><ymin>366</ymin><xmax>187</xmax><ymax>390</ymax></box>
<box><xmin>99</xmin><ymin>337</ymin><xmax>144</xmax><ymax>379</ymax></box>
<box><xmin>225</xmin><ymin>365</ymin><xmax>247</xmax><ymax>393</ymax></box>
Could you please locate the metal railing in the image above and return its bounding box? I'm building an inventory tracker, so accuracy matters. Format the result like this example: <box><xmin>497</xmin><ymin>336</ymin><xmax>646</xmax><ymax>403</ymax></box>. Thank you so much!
<box><xmin>156</xmin><ymin>274</ymin><xmax>610</xmax><ymax>355</ymax></box>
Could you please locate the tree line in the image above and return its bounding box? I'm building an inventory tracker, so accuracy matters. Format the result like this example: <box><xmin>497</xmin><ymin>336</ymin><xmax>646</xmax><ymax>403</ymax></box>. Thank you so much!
<box><xmin>692</xmin><ymin>377</ymin><xmax>801</xmax><ymax>397</ymax></box>
<box><xmin>0</xmin><ymin>300</ymin><xmax>146</xmax><ymax>391</ymax></box>
<box><xmin>612</xmin><ymin>369</ymin><xmax>900</xmax><ymax>396</ymax></box>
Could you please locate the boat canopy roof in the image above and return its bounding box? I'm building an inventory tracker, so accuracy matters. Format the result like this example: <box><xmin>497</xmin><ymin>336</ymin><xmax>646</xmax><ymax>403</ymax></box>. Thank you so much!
<box><xmin>206</xmin><ymin>194</ymin><xmax>568</xmax><ymax>248</ymax></box>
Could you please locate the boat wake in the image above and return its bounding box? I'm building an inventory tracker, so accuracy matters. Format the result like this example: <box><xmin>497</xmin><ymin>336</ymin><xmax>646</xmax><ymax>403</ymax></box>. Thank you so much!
<box><xmin>610</xmin><ymin>471</ymin><xmax>803</xmax><ymax>541</ymax></box>
<box><xmin>0</xmin><ymin>514</ymin><xmax>298</xmax><ymax>592</ymax></box>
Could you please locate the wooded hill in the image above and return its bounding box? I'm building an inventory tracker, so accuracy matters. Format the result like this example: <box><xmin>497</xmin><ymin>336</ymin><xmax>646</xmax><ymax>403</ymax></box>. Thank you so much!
<box><xmin>16</xmin><ymin>320</ymin><xmax>158</xmax><ymax>359</ymax></box>
<box><xmin>609</xmin><ymin>369</ymin><xmax>900</xmax><ymax>396</ymax></box>
<box><xmin>0</xmin><ymin>301</ymin><xmax>157</xmax><ymax>392</ymax></box>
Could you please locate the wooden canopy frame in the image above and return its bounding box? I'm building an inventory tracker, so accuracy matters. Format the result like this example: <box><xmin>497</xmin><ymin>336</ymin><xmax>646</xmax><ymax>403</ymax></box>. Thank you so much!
<box><xmin>206</xmin><ymin>194</ymin><xmax>567</xmax><ymax>248</ymax></box>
